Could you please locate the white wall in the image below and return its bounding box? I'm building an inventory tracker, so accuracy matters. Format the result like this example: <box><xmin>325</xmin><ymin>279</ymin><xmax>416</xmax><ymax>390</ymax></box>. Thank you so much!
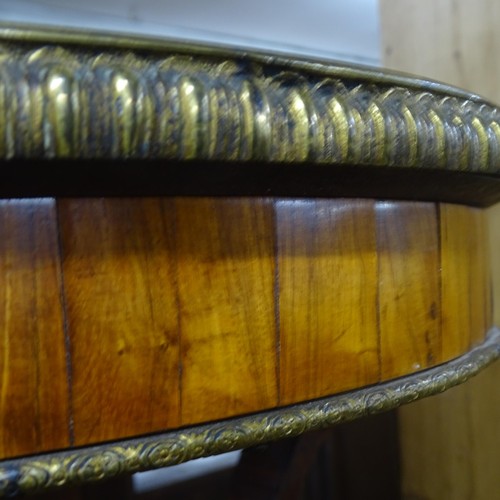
<box><xmin>0</xmin><ymin>0</ymin><xmax>380</xmax><ymax>65</ymax></box>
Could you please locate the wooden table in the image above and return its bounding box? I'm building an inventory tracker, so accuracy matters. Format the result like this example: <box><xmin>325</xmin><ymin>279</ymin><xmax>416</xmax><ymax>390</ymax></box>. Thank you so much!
<box><xmin>0</xmin><ymin>23</ymin><xmax>499</xmax><ymax>497</ymax></box>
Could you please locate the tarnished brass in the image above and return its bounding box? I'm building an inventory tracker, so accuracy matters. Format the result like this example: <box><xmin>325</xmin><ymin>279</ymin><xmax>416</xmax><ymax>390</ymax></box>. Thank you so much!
<box><xmin>0</xmin><ymin>23</ymin><xmax>499</xmax><ymax>175</ymax></box>
<box><xmin>0</xmin><ymin>328</ymin><xmax>498</xmax><ymax>497</ymax></box>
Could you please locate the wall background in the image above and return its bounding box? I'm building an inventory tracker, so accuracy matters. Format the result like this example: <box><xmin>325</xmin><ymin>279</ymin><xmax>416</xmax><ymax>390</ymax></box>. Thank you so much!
<box><xmin>0</xmin><ymin>0</ymin><xmax>380</xmax><ymax>65</ymax></box>
<box><xmin>380</xmin><ymin>1</ymin><xmax>500</xmax><ymax>498</ymax></box>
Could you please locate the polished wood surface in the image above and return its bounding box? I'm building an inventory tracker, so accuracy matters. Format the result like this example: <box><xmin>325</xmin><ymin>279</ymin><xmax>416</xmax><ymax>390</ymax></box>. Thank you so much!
<box><xmin>278</xmin><ymin>199</ymin><xmax>379</xmax><ymax>404</ymax></box>
<box><xmin>59</xmin><ymin>199</ymin><xmax>180</xmax><ymax>445</ymax></box>
<box><xmin>0</xmin><ymin>200</ymin><xmax>70</xmax><ymax>457</ymax></box>
<box><xmin>175</xmin><ymin>198</ymin><xmax>278</xmax><ymax>424</ymax></box>
<box><xmin>377</xmin><ymin>202</ymin><xmax>441</xmax><ymax>379</ymax></box>
<box><xmin>0</xmin><ymin>197</ymin><xmax>493</xmax><ymax>458</ymax></box>
<box><xmin>440</xmin><ymin>205</ymin><xmax>491</xmax><ymax>359</ymax></box>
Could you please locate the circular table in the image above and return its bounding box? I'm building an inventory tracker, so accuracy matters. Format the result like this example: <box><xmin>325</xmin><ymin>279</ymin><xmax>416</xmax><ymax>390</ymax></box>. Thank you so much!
<box><xmin>0</xmin><ymin>24</ymin><xmax>499</xmax><ymax>497</ymax></box>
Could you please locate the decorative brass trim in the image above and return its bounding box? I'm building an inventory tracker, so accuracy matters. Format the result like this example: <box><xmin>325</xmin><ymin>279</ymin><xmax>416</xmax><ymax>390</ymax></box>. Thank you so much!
<box><xmin>0</xmin><ymin>24</ymin><xmax>499</xmax><ymax>178</ymax></box>
<box><xmin>0</xmin><ymin>23</ymin><xmax>482</xmax><ymax>101</ymax></box>
<box><xmin>0</xmin><ymin>328</ymin><xmax>498</xmax><ymax>497</ymax></box>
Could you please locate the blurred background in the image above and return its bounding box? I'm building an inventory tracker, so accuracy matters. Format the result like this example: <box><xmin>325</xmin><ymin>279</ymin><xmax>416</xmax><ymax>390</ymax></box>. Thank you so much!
<box><xmin>381</xmin><ymin>2</ymin><xmax>500</xmax><ymax>499</ymax></box>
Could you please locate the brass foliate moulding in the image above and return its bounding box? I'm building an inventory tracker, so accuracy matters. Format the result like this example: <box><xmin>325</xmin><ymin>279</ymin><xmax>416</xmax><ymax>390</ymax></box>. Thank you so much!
<box><xmin>0</xmin><ymin>23</ymin><xmax>499</xmax><ymax>176</ymax></box>
<box><xmin>0</xmin><ymin>328</ymin><xmax>499</xmax><ymax>497</ymax></box>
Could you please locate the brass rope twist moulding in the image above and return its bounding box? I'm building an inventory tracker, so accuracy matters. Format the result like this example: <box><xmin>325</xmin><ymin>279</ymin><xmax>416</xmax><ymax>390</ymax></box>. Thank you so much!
<box><xmin>0</xmin><ymin>34</ymin><xmax>498</xmax><ymax>174</ymax></box>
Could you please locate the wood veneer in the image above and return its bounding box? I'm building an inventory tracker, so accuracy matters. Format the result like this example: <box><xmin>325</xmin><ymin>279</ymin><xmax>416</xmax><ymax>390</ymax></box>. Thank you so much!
<box><xmin>0</xmin><ymin>197</ymin><xmax>492</xmax><ymax>458</ymax></box>
<box><xmin>0</xmin><ymin>200</ymin><xmax>70</xmax><ymax>457</ymax></box>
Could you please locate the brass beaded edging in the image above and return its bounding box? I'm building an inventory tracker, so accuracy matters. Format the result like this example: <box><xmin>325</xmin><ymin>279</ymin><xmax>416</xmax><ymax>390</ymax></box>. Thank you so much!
<box><xmin>0</xmin><ymin>328</ymin><xmax>499</xmax><ymax>497</ymax></box>
<box><xmin>0</xmin><ymin>25</ymin><xmax>500</xmax><ymax>176</ymax></box>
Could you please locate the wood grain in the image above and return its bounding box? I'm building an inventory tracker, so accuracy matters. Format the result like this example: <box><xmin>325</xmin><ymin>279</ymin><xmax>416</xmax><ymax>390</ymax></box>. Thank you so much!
<box><xmin>399</xmin><ymin>366</ymin><xmax>500</xmax><ymax>500</ymax></box>
<box><xmin>0</xmin><ymin>196</ymin><xmax>492</xmax><ymax>456</ymax></box>
<box><xmin>381</xmin><ymin>2</ymin><xmax>500</xmax><ymax>498</ymax></box>
<box><xmin>176</xmin><ymin>198</ymin><xmax>278</xmax><ymax>424</ymax></box>
<box><xmin>0</xmin><ymin>199</ymin><xmax>70</xmax><ymax>457</ymax></box>
<box><xmin>440</xmin><ymin>204</ymin><xmax>491</xmax><ymax>360</ymax></box>
<box><xmin>398</xmin><ymin>202</ymin><xmax>495</xmax><ymax>500</ymax></box>
<box><xmin>377</xmin><ymin>202</ymin><xmax>441</xmax><ymax>379</ymax></box>
<box><xmin>490</xmin><ymin>203</ymin><xmax>500</xmax><ymax>326</ymax></box>
<box><xmin>472</xmin><ymin>210</ymin><xmax>492</xmax><ymax>345</ymax></box>
<box><xmin>278</xmin><ymin>199</ymin><xmax>379</xmax><ymax>404</ymax></box>
<box><xmin>380</xmin><ymin>0</ymin><xmax>500</xmax><ymax>103</ymax></box>
<box><xmin>58</xmin><ymin>199</ymin><xmax>180</xmax><ymax>445</ymax></box>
